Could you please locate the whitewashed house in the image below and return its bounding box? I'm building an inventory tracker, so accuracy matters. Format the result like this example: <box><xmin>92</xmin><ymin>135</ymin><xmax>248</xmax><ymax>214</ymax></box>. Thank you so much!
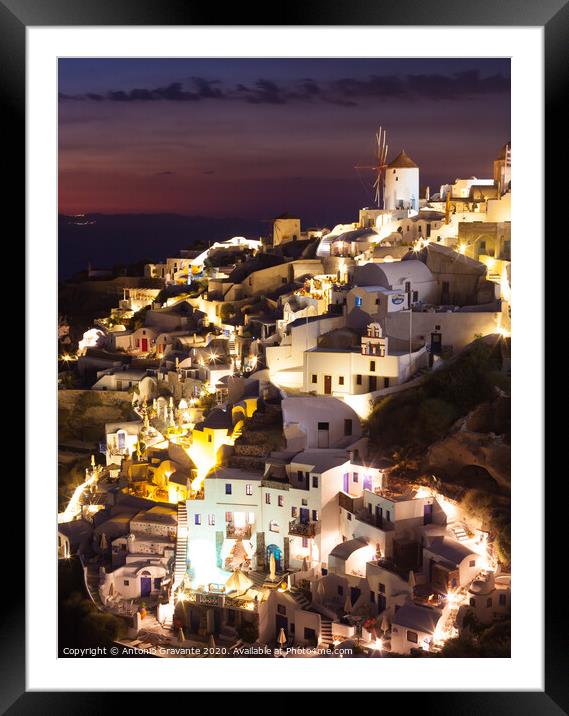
<box><xmin>100</xmin><ymin>505</ymin><xmax>177</xmax><ymax>602</ymax></box>
<box><xmin>92</xmin><ymin>366</ymin><xmax>152</xmax><ymax>392</ymax></box>
<box><xmin>281</xmin><ymin>396</ymin><xmax>362</xmax><ymax>451</ymax></box>
<box><xmin>390</xmin><ymin>603</ymin><xmax>443</xmax><ymax>655</ymax></box>
<box><xmin>104</xmin><ymin>421</ymin><xmax>141</xmax><ymax>466</ymax></box>
<box><xmin>302</xmin><ymin>323</ymin><xmax>427</xmax><ymax>396</ymax></box>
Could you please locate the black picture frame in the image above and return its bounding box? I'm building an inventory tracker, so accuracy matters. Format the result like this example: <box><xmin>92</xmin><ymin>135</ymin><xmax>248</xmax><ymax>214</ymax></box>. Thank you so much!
<box><xmin>5</xmin><ymin>0</ymin><xmax>562</xmax><ymax>709</ymax></box>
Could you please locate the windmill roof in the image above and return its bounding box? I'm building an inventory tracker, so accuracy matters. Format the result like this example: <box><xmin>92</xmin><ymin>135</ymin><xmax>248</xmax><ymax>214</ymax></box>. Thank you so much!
<box><xmin>388</xmin><ymin>150</ymin><xmax>418</xmax><ymax>169</ymax></box>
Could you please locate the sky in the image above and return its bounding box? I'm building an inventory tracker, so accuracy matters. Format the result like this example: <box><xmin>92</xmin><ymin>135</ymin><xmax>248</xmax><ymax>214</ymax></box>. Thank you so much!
<box><xmin>58</xmin><ymin>58</ymin><xmax>510</xmax><ymax>226</ymax></box>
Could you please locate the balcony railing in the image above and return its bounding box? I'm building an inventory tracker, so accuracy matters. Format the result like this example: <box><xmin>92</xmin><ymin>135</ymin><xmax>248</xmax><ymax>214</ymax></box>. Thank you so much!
<box><xmin>288</xmin><ymin>519</ymin><xmax>318</xmax><ymax>538</ymax></box>
<box><xmin>356</xmin><ymin>509</ymin><xmax>395</xmax><ymax>531</ymax></box>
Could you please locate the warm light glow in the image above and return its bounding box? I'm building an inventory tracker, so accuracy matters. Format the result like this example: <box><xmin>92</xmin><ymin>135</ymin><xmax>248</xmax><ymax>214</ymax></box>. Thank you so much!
<box><xmin>188</xmin><ymin>540</ymin><xmax>231</xmax><ymax>589</ymax></box>
<box><xmin>58</xmin><ymin>468</ymin><xmax>98</xmax><ymax>523</ymax></box>
<box><xmin>500</xmin><ymin>268</ymin><xmax>511</xmax><ymax>302</ymax></box>
<box><xmin>458</xmin><ymin>243</ymin><xmax>467</xmax><ymax>255</ymax></box>
<box><xmin>495</xmin><ymin>314</ymin><xmax>511</xmax><ymax>338</ymax></box>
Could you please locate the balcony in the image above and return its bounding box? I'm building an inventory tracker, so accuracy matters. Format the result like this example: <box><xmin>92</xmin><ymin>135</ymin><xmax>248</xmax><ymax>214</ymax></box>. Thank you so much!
<box><xmin>356</xmin><ymin>509</ymin><xmax>395</xmax><ymax>531</ymax></box>
<box><xmin>288</xmin><ymin>519</ymin><xmax>319</xmax><ymax>538</ymax></box>
<box><xmin>226</xmin><ymin>523</ymin><xmax>252</xmax><ymax>540</ymax></box>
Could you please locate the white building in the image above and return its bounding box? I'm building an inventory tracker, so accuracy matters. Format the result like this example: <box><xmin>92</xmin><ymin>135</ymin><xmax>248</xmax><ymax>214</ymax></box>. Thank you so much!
<box><xmin>302</xmin><ymin>323</ymin><xmax>427</xmax><ymax>396</ymax></box>
<box><xmin>104</xmin><ymin>421</ymin><xmax>141</xmax><ymax>466</ymax></box>
<box><xmin>351</xmin><ymin>260</ymin><xmax>438</xmax><ymax>311</ymax></box>
<box><xmin>99</xmin><ymin>505</ymin><xmax>177</xmax><ymax>601</ymax></box>
<box><xmin>460</xmin><ymin>571</ymin><xmax>511</xmax><ymax>627</ymax></box>
<box><xmin>92</xmin><ymin>366</ymin><xmax>153</xmax><ymax>392</ymax></box>
<box><xmin>265</xmin><ymin>313</ymin><xmax>345</xmax><ymax>388</ymax></box>
<box><xmin>423</xmin><ymin>536</ymin><xmax>480</xmax><ymax>591</ymax></box>
<box><xmin>384</xmin><ymin>150</ymin><xmax>420</xmax><ymax>212</ymax></box>
<box><xmin>281</xmin><ymin>396</ymin><xmax>362</xmax><ymax>451</ymax></box>
<box><xmin>390</xmin><ymin>603</ymin><xmax>442</xmax><ymax>655</ymax></box>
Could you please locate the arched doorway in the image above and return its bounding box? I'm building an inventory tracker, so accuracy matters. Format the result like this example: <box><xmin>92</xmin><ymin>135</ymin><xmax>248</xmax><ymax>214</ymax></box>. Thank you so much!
<box><xmin>266</xmin><ymin>544</ymin><xmax>282</xmax><ymax>572</ymax></box>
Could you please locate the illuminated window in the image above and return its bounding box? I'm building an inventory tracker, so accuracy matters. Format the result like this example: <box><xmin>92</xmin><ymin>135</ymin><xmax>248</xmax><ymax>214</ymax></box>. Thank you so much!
<box><xmin>246</xmin><ymin>484</ymin><xmax>253</xmax><ymax>495</ymax></box>
<box><xmin>265</xmin><ymin>493</ymin><xmax>271</xmax><ymax>505</ymax></box>
<box><xmin>291</xmin><ymin>507</ymin><xmax>297</xmax><ymax>518</ymax></box>
<box><xmin>278</xmin><ymin>495</ymin><xmax>284</xmax><ymax>507</ymax></box>
<box><xmin>355</xmin><ymin>296</ymin><xmax>362</xmax><ymax>307</ymax></box>
<box><xmin>194</xmin><ymin>514</ymin><xmax>201</xmax><ymax>525</ymax></box>
<box><xmin>208</xmin><ymin>514</ymin><xmax>215</xmax><ymax>526</ymax></box>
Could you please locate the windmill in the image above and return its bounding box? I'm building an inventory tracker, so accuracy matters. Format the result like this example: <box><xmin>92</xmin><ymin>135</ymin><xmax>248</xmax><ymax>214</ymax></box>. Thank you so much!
<box><xmin>355</xmin><ymin>126</ymin><xmax>389</xmax><ymax>208</ymax></box>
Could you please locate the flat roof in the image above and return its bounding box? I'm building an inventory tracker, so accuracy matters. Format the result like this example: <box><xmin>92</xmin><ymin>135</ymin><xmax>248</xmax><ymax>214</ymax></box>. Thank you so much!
<box><xmin>207</xmin><ymin>467</ymin><xmax>263</xmax><ymax>482</ymax></box>
<box><xmin>290</xmin><ymin>449</ymin><xmax>349</xmax><ymax>473</ymax></box>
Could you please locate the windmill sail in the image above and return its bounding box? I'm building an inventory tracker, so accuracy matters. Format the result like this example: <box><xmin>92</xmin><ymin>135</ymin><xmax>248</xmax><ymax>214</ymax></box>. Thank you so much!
<box><xmin>355</xmin><ymin>126</ymin><xmax>389</xmax><ymax>208</ymax></box>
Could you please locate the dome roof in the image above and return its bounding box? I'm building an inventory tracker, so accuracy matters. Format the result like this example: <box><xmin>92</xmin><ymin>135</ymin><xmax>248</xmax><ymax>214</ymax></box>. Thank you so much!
<box><xmin>387</xmin><ymin>149</ymin><xmax>418</xmax><ymax>169</ymax></box>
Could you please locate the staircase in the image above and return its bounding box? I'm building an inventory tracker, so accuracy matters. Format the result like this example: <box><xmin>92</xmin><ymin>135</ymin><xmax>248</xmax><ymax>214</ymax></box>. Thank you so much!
<box><xmin>319</xmin><ymin>618</ymin><xmax>334</xmax><ymax>647</ymax></box>
<box><xmin>290</xmin><ymin>586</ymin><xmax>311</xmax><ymax>610</ymax></box>
<box><xmin>449</xmin><ymin>523</ymin><xmax>469</xmax><ymax>542</ymax></box>
<box><xmin>83</xmin><ymin>561</ymin><xmax>105</xmax><ymax>610</ymax></box>
<box><xmin>290</xmin><ymin>585</ymin><xmax>334</xmax><ymax>647</ymax></box>
<box><xmin>171</xmin><ymin>501</ymin><xmax>188</xmax><ymax>602</ymax></box>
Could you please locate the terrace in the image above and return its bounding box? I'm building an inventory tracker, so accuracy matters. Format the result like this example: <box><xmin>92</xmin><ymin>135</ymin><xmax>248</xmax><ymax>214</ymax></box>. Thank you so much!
<box><xmin>288</xmin><ymin>519</ymin><xmax>319</xmax><ymax>538</ymax></box>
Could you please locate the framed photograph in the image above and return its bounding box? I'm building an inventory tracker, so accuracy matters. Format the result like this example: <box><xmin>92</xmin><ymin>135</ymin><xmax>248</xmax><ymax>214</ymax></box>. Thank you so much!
<box><xmin>7</xmin><ymin>0</ymin><xmax>561</xmax><ymax>707</ymax></box>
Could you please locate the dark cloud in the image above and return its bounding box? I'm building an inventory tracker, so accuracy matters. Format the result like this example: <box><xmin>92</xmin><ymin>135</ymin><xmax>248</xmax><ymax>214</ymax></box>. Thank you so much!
<box><xmin>59</xmin><ymin>70</ymin><xmax>509</xmax><ymax>106</ymax></box>
<box><xmin>234</xmin><ymin>79</ymin><xmax>287</xmax><ymax>104</ymax></box>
